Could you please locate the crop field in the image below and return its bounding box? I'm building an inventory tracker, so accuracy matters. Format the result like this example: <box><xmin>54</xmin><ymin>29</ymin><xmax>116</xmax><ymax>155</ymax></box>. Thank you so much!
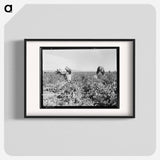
<box><xmin>42</xmin><ymin>71</ymin><xmax>118</xmax><ymax>108</ymax></box>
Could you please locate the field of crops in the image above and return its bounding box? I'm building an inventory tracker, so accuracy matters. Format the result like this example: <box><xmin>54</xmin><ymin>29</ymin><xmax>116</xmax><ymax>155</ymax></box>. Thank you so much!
<box><xmin>42</xmin><ymin>71</ymin><xmax>118</xmax><ymax>108</ymax></box>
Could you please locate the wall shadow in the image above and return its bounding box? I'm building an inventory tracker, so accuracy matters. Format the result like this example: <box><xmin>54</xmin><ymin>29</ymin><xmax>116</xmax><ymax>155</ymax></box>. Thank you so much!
<box><xmin>4</xmin><ymin>40</ymin><xmax>133</xmax><ymax>121</ymax></box>
<box><xmin>10</xmin><ymin>40</ymin><xmax>24</xmax><ymax>119</ymax></box>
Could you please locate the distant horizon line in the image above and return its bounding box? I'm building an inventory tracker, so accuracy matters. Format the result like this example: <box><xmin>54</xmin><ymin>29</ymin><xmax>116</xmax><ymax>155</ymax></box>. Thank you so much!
<box><xmin>43</xmin><ymin>70</ymin><xmax>117</xmax><ymax>72</ymax></box>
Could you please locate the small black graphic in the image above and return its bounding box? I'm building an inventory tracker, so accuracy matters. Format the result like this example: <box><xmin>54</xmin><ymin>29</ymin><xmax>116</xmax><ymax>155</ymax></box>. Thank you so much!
<box><xmin>4</xmin><ymin>4</ymin><xmax>12</xmax><ymax>13</ymax></box>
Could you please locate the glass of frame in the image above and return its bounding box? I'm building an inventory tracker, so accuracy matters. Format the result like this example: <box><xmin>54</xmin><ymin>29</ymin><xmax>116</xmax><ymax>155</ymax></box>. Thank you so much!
<box><xmin>25</xmin><ymin>39</ymin><xmax>135</xmax><ymax>118</ymax></box>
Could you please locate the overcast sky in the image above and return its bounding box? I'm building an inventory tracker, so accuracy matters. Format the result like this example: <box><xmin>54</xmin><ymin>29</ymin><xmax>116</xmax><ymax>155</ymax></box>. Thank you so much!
<box><xmin>43</xmin><ymin>49</ymin><xmax>117</xmax><ymax>72</ymax></box>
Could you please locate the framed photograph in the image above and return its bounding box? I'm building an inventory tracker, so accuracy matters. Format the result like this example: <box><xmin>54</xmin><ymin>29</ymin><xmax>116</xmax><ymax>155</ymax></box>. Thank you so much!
<box><xmin>25</xmin><ymin>39</ymin><xmax>135</xmax><ymax>118</ymax></box>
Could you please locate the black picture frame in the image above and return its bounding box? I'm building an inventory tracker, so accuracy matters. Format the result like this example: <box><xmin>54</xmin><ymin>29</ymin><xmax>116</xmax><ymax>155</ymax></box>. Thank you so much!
<box><xmin>24</xmin><ymin>39</ymin><xmax>135</xmax><ymax>118</ymax></box>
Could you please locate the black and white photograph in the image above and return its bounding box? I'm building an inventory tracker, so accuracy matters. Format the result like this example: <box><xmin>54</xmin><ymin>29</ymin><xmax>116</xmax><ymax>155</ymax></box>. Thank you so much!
<box><xmin>41</xmin><ymin>47</ymin><xmax>119</xmax><ymax>108</ymax></box>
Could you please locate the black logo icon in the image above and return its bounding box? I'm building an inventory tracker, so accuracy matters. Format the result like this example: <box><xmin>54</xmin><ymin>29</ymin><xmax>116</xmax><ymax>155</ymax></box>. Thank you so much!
<box><xmin>4</xmin><ymin>4</ymin><xmax>12</xmax><ymax>13</ymax></box>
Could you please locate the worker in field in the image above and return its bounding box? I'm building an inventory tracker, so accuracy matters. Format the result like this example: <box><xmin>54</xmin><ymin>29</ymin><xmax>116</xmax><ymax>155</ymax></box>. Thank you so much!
<box><xmin>65</xmin><ymin>66</ymin><xmax>72</xmax><ymax>82</ymax></box>
<box><xmin>56</xmin><ymin>66</ymin><xmax>72</xmax><ymax>82</ymax></box>
<box><xmin>94</xmin><ymin>66</ymin><xmax>105</xmax><ymax>79</ymax></box>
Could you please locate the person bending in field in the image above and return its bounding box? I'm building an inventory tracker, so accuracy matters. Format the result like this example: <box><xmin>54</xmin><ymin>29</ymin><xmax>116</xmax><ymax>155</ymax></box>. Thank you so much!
<box><xmin>94</xmin><ymin>66</ymin><xmax>105</xmax><ymax>79</ymax></box>
<box><xmin>65</xmin><ymin>66</ymin><xmax>72</xmax><ymax>82</ymax></box>
<box><xmin>56</xmin><ymin>66</ymin><xmax>72</xmax><ymax>82</ymax></box>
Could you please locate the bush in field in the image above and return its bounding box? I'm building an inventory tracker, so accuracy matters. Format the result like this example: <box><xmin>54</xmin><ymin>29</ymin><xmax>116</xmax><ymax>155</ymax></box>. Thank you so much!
<box><xmin>81</xmin><ymin>75</ymin><xmax>117</xmax><ymax>107</ymax></box>
<box><xmin>54</xmin><ymin>82</ymin><xmax>83</xmax><ymax>106</ymax></box>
